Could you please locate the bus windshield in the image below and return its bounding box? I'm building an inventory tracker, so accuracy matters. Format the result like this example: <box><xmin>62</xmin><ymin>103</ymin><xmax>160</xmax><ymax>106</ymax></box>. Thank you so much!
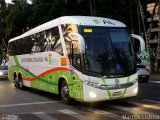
<box><xmin>80</xmin><ymin>26</ymin><xmax>136</xmax><ymax>77</ymax></box>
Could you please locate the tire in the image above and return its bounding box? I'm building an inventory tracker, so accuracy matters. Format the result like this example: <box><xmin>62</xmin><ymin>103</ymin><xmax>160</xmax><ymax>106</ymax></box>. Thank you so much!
<box><xmin>14</xmin><ymin>75</ymin><xmax>19</xmax><ymax>88</ymax></box>
<box><xmin>61</xmin><ymin>80</ymin><xmax>71</xmax><ymax>104</ymax></box>
<box><xmin>144</xmin><ymin>78</ymin><xmax>149</xmax><ymax>83</ymax></box>
<box><xmin>18</xmin><ymin>75</ymin><xmax>24</xmax><ymax>90</ymax></box>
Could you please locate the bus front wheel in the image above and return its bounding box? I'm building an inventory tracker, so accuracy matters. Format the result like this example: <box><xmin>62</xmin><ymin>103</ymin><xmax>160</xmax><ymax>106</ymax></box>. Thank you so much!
<box><xmin>61</xmin><ymin>80</ymin><xmax>71</xmax><ymax>104</ymax></box>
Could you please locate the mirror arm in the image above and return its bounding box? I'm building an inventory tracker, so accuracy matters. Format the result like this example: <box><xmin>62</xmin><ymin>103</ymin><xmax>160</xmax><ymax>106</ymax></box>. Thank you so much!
<box><xmin>131</xmin><ymin>34</ymin><xmax>145</xmax><ymax>51</ymax></box>
<box><xmin>71</xmin><ymin>44</ymin><xmax>74</xmax><ymax>65</ymax></box>
<box><xmin>80</xmin><ymin>53</ymin><xmax>84</xmax><ymax>72</ymax></box>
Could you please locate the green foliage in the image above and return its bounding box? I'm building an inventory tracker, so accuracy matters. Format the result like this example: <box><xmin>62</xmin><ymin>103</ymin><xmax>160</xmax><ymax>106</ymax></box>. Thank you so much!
<box><xmin>0</xmin><ymin>0</ymin><xmax>147</xmax><ymax>43</ymax></box>
<box><xmin>2</xmin><ymin>0</ymin><xmax>32</xmax><ymax>40</ymax></box>
<box><xmin>0</xmin><ymin>0</ymin><xmax>6</xmax><ymax>40</ymax></box>
<box><xmin>28</xmin><ymin>0</ymin><xmax>90</xmax><ymax>28</ymax></box>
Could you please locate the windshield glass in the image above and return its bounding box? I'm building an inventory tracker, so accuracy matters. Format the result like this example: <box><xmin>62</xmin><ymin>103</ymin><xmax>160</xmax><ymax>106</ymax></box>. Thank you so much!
<box><xmin>80</xmin><ymin>26</ymin><xmax>136</xmax><ymax>77</ymax></box>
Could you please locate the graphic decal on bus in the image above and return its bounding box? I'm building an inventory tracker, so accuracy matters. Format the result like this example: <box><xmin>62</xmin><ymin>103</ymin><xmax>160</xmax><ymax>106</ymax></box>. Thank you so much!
<box><xmin>9</xmin><ymin>64</ymin><xmax>84</xmax><ymax>101</ymax></box>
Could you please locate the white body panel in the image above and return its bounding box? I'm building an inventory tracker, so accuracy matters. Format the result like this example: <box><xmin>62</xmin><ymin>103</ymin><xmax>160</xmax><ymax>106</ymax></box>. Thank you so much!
<box><xmin>9</xmin><ymin>16</ymin><xmax>126</xmax><ymax>43</ymax></box>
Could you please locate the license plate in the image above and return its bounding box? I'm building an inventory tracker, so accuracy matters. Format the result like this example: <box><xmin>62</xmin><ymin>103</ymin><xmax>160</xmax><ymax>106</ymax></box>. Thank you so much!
<box><xmin>112</xmin><ymin>91</ymin><xmax>122</xmax><ymax>97</ymax></box>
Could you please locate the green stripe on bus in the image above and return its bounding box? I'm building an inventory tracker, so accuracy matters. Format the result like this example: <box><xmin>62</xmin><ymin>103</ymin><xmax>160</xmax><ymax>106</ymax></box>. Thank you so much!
<box><xmin>101</xmin><ymin>77</ymin><xmax>112</xmax><ymax>99</ymax></box>
<box><xmin>13</xmin><ymin>56</ymin><xmax>20</xmax><ymax>66</ymax></box>
<box><xmin>107</xmin><ymin>90</ymin><xmax>112</xmax><ymax>99</ymax></box>
<box><xmin>122</xmin><ymin>76</ymin><xmax>130</xmax><ymax>97</ymax></box>
<box><xmin>101</xmin><ymin>76</ymin><xmax>130</xmax><ymax>99</ymax></box>
<box><xmin>9</xmin><ymin>65</ymin><xmax>77</xmax><ymax>86</ymax></box>
<box><xmin>10</xmin><ymin>65</ymin><xmax>59</xmax><ymax>86</ymax></box>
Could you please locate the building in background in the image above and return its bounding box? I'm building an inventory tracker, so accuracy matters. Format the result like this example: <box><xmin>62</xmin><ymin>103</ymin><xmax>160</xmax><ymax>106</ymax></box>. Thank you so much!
<box><xmin>147</xmin><ymin>0</ymin><xmax>160</xmax><ymax>72</ymax></box>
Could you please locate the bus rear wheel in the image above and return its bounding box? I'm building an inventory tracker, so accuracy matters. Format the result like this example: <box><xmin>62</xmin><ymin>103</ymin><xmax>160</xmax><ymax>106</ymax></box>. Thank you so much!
<box><xmin>14</xmin><ymin>75</ymin><xmax>19</xmax><ymax>88</ymax></box>
<box><xmin>18</xmin><ymin>75</ymin><xmax>24</xmax><ymax>89</ymax></box>
<box><xmin>61</xmin><ymin>80</ymin><xmax>71</xmax><ymax>104</ymax></box>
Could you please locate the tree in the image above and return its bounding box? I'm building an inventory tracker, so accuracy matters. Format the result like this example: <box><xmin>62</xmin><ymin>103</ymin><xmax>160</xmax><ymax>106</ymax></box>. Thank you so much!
<box><xmin>28</xmin><ymin>0</ymin><xmax>64</xmax><ymax>27</ymax></box>
<box><xmin>0</xmin><ymin>0</ymin><xmax>6</xmax><ymax>41</ymax></box>
<box><xmin>4</xmin><ymin>0</ymin><xmax>32</xmax><ymax>40</ymax></box>
<box><xmin>29</xmin><ymin>0</ymin><xmax>90</xmax><ymax>28</ymax></box>
<box><xmin>0</xmin><ymin>0</ymin><xmax>6</xmax><ymax>61</ymax></box>
<box><xmin>2</xmin><ymin>0</ymin><xmax>148</xmax><ymax>41</ymax></box>
<box><xmin>64</xmin><ymin>0</ymin><xmax>96</xmax><ymax>16</ymax></box>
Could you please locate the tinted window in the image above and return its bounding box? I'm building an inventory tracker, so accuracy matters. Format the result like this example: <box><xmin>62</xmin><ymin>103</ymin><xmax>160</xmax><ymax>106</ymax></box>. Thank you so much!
<box><xmin>43</xmin><ymin>28</ymin><xmax>63</xmax><ymax>55</ymax></box>
<box><xmin>8</xmin><ymin>27</ymin><xmax>63</xmax><ymax>55</ymax></box>
<box><xmin>31</xmin><ymin>32</ymin><xmax>46</xmax><ymax>52</ymax></box>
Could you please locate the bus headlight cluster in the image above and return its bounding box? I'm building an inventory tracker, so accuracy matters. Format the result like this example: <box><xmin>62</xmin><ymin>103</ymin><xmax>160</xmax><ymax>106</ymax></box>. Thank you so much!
<box><xmin>0</xmin><ymin>72</ymin><xmax>3</xmax><ymax>76</ymax></box>
<box><xmin>84</xmin><ymin>79</ymin><xmax>138</xmax><ymax>90</ymax></box>
<box><xmin>133</xmin><ymin>87</ymin><xmax>138</xmax><ymax>94</ymax></box>
<box><xmin>84</xmin><ymin>80</ymin><xmax>101</xmax><ymax>88</ymax></box>
<box><xmin>89</xmin><ymin>91</ymin><xmax>97</xmax><ymax>98</ymax></box>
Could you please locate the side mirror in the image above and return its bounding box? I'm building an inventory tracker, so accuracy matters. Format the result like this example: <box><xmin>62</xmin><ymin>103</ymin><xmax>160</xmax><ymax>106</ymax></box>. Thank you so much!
<box><xmin>68</xmin><ymin>33</ymin><xmax>85</xmax><ymax>53</ymax></box>
<box><xmin>131</xmin><ymin>34</ymin><xmax>150</xmax><ymax>71</ymax></box>
<box><xmin>131</xmin><ymin>34</ymin><xmax>145</xmax><ymax>52</ymax></box>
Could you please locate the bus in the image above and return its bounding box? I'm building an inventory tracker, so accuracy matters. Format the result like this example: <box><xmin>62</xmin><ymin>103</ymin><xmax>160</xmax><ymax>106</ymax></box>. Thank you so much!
<box><xmin>8</xmin><ymin>16</ymin><xmax>141</xmax><ymax>104</ymax></box>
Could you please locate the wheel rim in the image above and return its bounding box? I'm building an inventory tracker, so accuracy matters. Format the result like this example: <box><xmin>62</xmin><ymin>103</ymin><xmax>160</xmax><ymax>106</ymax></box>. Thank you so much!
<box><xmin>19</xmin><ymin>80</ymin><xmax>22</xmax><ymax>88</ymax></box>
<box><xmin>61</xmin><ymin>85</ymin><xmax>69</xmax><ymax>101</ymax></box>
<box><xmin>15</xmin><ymin>76</ymin><xmax>19</xmax><ymax>87</ymax></box>
<box><xmin>18</xmin><ymin>76</ymin><xmax>23</xmax><ymax>89</ymax></box>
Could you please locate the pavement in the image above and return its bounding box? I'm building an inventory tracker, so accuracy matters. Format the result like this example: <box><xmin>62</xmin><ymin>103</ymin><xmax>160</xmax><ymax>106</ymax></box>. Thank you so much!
<box><xmin>150</xmin><ymin>73</ymin><xmax>160</xmax><ymax>81</ymax></box>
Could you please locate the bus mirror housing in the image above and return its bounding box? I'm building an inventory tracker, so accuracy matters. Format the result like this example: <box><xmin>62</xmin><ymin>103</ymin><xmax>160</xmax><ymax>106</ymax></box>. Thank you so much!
<box><xmin>68</xmin><ymin>33</ymin><xmax>85</xmax><ymax>53</ymax></box>
<box><xmin>131</xmin><ymin>34</ymin><xmax>145</xmax><ymax>51</ymax></box>
<box><xmin>131</xmin><ymin>34</ymin><xmax>150</xmax><ymax>71</ymax></box>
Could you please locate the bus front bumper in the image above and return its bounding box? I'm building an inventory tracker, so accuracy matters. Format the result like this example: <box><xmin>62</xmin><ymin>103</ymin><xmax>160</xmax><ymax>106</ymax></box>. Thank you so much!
<box><xmin>83</xmin><ymin>81</ymin><xmax>138</xmax><ymax>102</ymax></box>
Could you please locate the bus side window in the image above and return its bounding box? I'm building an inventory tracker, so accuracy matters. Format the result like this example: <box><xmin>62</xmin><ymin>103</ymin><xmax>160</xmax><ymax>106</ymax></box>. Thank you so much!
<box><xmin>65</xmin><ymin>39</ymin><xmax>72</xmax><ymax>60</ymax></box>
<box><xmin>64</xmin><ymin>36</ymin><xmax>81</xmax><ymax>69</ymax></box>
<box><xmin>71</xmin><ymin>41</ymin><xmax>81</xmax><ymax>69</ymax></box>
<box><xmin>54</xmin><ymin>43</ymin><xmax>63</xmax><ymax>55</ymax></box>
<box><xmin>31</xmin><ymin>33</ymin><xmax>42</xmax><ymax>53</ymax></box>
<box><xmin>51</xmin><ymin>27</ymin><xmax>63</xmax><ymax>55</ymax></box>
<box><xmin>42</xmin><ymin>27</ymin><xmax>63</xmax><ymax>55</ymax></box>
<box><xmin>22</xmin><ymin>37</ymin><xmax>34</xmax><ymax>54</ymax></box>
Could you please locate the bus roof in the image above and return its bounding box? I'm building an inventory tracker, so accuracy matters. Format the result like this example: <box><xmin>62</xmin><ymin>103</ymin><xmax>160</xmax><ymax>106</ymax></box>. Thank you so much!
<box><xmin>9</xmin><ymin>16</ymin><xmax>126</xmax><ymax>43</ymax></box>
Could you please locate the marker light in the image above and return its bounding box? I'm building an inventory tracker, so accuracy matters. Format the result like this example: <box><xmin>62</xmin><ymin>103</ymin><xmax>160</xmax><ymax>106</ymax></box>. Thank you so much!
<box><xmin>84</xmin><ymin>29</ymin><xmax>92</xmax><ymax>33</ymax></box>
<box><xmin>61</xmin><ymin>58</ymin><xmax>67</xmax><ymax>66</ymax></box>
<box><xmin>89</xmin><ymin>91</ymin><xmax>97</xmax><ymax>98</ymax></box>
<box><xmin>133</xmin><ymin>87</ymin><xmax>138</xmax><ymax>94</ymax></box>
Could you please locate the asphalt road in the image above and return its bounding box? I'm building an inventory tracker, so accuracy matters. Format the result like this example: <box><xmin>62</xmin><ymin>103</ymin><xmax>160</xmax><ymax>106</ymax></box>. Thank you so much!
<box><xmin>0</xmin><ymin>80</ymin><xmax>159</xmax><ymax>120</ymax></box>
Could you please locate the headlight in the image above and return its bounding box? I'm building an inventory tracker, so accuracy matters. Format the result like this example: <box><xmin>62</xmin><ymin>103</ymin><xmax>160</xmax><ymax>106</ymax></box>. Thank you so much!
<box><xmin>89</xmin><ymin>91</ymin><xmax>97</xmax><ymax>98</ymax></box>
<box><xmin>0</xmin><ymin>72</ymin><xmax>3</xmax><ymax>76</ymax></box>
<box><xmin>84</xmin><ymin>80</ymin><xmax>100</xmax><ymax>88</ymax></box>
<box><xmin>133</xmin><ymin>87</ymin><xmax>138</xmax><ymax>94</ymax></box>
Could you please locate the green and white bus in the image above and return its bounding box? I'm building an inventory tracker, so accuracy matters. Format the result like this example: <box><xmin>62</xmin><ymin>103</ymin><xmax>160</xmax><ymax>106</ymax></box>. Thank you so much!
<box><xmin>8</xmin><ymin>16</ymin><xmax>140</xmax><ymax>104</ymax></box>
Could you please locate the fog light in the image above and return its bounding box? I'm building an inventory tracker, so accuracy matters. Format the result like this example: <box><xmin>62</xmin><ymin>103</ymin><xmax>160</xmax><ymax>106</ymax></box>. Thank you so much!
<box><xmin>89</xmin><ymin>91</ymin><xmax>97</xmax><ymax>98</ymax></box>
<box><xmin>133</xmin><ymin>87</ymin><xmax>138</xmax><ymax>94</ymax></box>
